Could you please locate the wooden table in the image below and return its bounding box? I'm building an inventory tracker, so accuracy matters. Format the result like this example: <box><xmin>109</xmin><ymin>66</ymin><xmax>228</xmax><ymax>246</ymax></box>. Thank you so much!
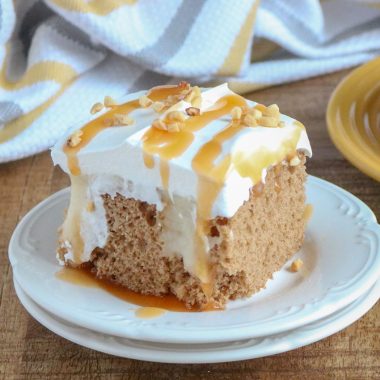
<box><xmin>0</xmin><ymin>70</ymin><xmax>379</xmax><ymax>379</ymax></box>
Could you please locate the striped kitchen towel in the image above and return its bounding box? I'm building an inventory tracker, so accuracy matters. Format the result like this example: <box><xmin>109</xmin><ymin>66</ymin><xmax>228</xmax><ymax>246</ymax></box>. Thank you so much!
<box><xmin>0</xmin><ymin>0</ymin><xmax>379</xmax><ymax>162</ymax></box>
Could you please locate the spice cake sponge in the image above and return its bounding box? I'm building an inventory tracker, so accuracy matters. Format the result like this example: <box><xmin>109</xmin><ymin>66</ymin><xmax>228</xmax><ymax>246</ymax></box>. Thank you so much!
<box><xmin>86</xmin><ymin>156</ymin><xmax>306</xmax><ymax>308</ymax></box>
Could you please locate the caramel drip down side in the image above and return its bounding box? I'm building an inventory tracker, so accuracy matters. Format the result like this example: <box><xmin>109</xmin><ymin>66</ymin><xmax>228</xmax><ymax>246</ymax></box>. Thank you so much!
<box><xmin>60</xmin><ymin>175</ymin><xmax>87</xmax><ymax>263</ymax></box>
<box><xmin>159</xmin><ymin>160</ymin><xmax>170</xmax><ymax>190</ymax></box>
<box><xmin>143</xmin><ymin>152</ymin><xmax>155</xmax><ymax>169</ymax></box>
<box><xmin>191</xmin><ymin>112</ymin><xmax>304</xmax><ymax>302</ymax></box>
<box><xmin>143</xmin><ymin>93</ymin><xmax>248</xmax><ymax>304</ymax></box>
<box><xmin>191</xmin><ymin>120</ymin><xmax>247</xmax><ymax>290</ymax></box>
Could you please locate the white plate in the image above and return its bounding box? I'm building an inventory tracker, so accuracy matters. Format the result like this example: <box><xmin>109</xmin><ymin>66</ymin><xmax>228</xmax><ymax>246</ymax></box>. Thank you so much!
<box><xmin>9</xmin><ymin>176</ymin><xmax>380</xmax><ymax>344</ymax></box>
<box><xmin>13</xmin><ymin>278</ymin><xmax>380</xmax><ymax>363</ymax></box>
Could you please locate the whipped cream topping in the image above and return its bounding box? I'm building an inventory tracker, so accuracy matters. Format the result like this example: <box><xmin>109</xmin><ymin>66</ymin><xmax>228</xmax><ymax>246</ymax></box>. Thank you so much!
<box><xmin>52</xmin><ymin>84</ymin><xmax>312</xmax><ymax>279</ymax></box>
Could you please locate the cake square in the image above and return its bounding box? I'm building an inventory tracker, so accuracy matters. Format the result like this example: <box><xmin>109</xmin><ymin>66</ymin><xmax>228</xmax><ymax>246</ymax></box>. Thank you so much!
<box><xmin>52</xmin><ymin>82</ymin><xmax>311</xmax><ymax>309</ymax></box>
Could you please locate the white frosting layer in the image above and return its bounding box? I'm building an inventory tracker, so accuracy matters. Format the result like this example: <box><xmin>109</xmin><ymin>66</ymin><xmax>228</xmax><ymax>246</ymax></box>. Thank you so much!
<box><xmin>52</xmin><ymin>84</ymin><xmax>312</xmax><ymax>268</ymax></box>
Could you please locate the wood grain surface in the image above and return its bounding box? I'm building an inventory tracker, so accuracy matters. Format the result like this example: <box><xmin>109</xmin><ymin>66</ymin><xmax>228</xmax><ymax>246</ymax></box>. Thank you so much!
<box><xmin>0</xmin><ymin>70</ymin><xmax>379</xmax><ymax>379</ymax></box>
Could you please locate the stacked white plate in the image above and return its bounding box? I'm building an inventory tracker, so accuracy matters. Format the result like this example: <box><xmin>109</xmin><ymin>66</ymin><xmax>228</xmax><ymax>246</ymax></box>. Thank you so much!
<box><xmin>9</xmin><ymin>176</ymin><xmax>380</xmax><ymax>363</ymax></box>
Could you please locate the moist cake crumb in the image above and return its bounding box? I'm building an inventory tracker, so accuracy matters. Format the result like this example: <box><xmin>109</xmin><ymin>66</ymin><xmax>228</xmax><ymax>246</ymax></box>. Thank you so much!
<box><xmin>89</xmin><ymin>156</ymin><xmax>307</xmax><ymax>308</ymax></box>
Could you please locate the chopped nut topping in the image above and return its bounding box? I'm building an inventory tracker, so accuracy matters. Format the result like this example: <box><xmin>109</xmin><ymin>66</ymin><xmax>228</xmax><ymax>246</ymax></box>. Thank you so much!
<box><xmin>57</xmin><ymin>243</ymin><xmax>68</xmax><ymax>257</ymax></box>
<box><xmin>149</xmin><ymin>83</ymin><xmax>203</xmax><ymax>126</ymax></box>
<box><xmin>114</xmin><ymin>113</ymin><xmax>134</xmax><ymax>126</ymax></box>
<box><xmin>178</xmin><ymin>81</ymin><xmax>190</xmax><ymax>91</ymax></box>
<box><xmin>139</xmin><ymin>95</ymin><xmax>153</xmax><ymax>108</ymax></box>
<box><xmin>266</xmin><ymin>104</ymin><xmax>280</xmax><ymax>117</ymax></box>
<box><xmin>166</xmin><ymin>93</ymin><xmax>185</xmax><ymax>104</ymax></box>
<box><xmin>253</xmin><ymin>182</ymin><xmax>264</xmax><ymax>197</ymax></box>
<box><xmin>216</xmin><ymin>217</ymin><xmax>228</xmax><ymax>226</ymax></box>
<box><xmin>230</xmin><ymin>103</ymin><xmax>284</xmax><ymax>128</ymax></box>
<box><xmin>243</xmin><ymin>114</ymin><xmax>257</xmax><ymax>127</ymax></box>
<box><xmin>192</xmin><ymin>95</ymin><xmax>202</xmax><ymax>108</ymax></box>
<box><xmin>165</xmin><ymin>103</ymin><xmax>181</xmax><ymax>114</ymax></box>
<box><xmin>152</xmin><ymin>119</ymin><xmax>167</xmax><ymax>131</ymax></box>
<box><xmin>67</xmin><ymin>130</ymin><xmax>83</xmax><ymax>147</ymax></box>
<box><xmin>104</xmin><ymin>96</ymin><xmax>117</xmax><ymax>107</ymax></box>
<box><xmin>290</xmin><ymin>259</ymin><xmax>303</xmax><ymax>272</ymax></box>
<box><xmin>254</xmin><ymin>104</ymin><xmax>267</xmax><ymax>113</ymax></box>
<box><xmin>231</xmin><ymin>106</ymin><xmax>243</xmax><ymax>120</ymax></box>
<box><xmin>167</xmin><ymin>122</ymin><xmax>182</xmax><ymax>132</ymax></box>
<box><xmin>248</xmin><ymin>108</ymin><xmax>262</xmax><ymax>119</ymax></box>
<box><xmin>185</xmin><ymin>107</ymin><xmax>200</xmax><ymax>116</ymax></box>
<box><xmin>240</xmin><ymin>106</ymin><xmax>249</xmax><ymax>114</ymax></box>
<box><xmin>193</xmin><ymin>86</ymin><xmax>201</xmax><ymax>95</ymax></box>
<box><xmin>184</xmin><ymin>86</ymin><xmax>201</xmax><ymax>103</ymax></box>
<box><xmin>86</xmin><ymin>201</ymin><xmax>95</xmax><ymax>212</ymax></box>
<box><xmin>152</xmin><ymin>101</ymin><xmax>165</xmax><ymax>113</ymax></box>
<box><xmin>166</xmin><ymin>110</ymin><xmax>186</xmax><ymax>122</ymax></box>
<box><xmin>103</xmin><ymin>114</ymin><xmax>134</xmax><ymax>127</ymax></box>
<box><xmin>209</xmin><ymin>225</ymin><xmax>220</xmax><ymax>237</ymax></box>
<box><xmin>254</xmin><ymin>103</ymin><xmax>283</xmax><ymax>127</ymax></box>
<box><xmin>184</xmin><ymin>91</ymin><xmax>194</xmax><ymax>103</ymax></box>
<box><xmin>257</xmin><ymin>116</ymin><xmax>278</xmax><ymax>128</ymax></box>
<box><xmin>90</xmin><ymin>102</ymin><xmax>104</xmax><ymax>114</ymax></box>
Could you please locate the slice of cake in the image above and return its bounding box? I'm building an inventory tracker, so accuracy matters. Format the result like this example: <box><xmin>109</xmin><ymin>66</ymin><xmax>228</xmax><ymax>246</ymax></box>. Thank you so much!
<box><xmin>51</xmin><ymin>82</ymin><xmax>312</xmax><ymax>309</ymax></box>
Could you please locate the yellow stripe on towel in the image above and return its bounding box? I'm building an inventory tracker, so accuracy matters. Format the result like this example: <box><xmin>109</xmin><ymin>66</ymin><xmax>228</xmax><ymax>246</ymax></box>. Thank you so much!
<box><xmin>50</xmin><ymin>0</ymin><xmax>136</xmax><ymax>15</ymax></box>
<box><xmin>0</xmin><ymin>45</ymin><xmax>77</xmax><ymax>143</ymax></box>
<box><xmin>218</xmin><ymin>0</ymin><xmax>260</xmax><ymax>76</ymax></box>
<box><xmin>0</xmin><ymin>62</ymin><xmax>76</xmax><ymax>90</ymax></box>
<box><xmin>0</xmin><ymin>84</ymin><xmax>74</xmax><ymax>143</ymax></box>
<box><xmin>227</xmin><ymin>81</ymin><xmax>267</xmax><ymax>95</ymax></box>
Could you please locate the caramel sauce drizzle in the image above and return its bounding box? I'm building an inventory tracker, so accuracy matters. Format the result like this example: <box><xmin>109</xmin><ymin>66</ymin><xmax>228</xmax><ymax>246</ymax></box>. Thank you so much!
<box><xmin>135</xmin><ymin>307</ymin><xmax>166</xmax><ymax>319</ymax></box>
<box><xmin>143</xmin><ymin>152</ymin><xmax>155</xmax><ymax>169</ymax></box>
<box><xmin>142</xmin><ymin>94</ymin><xmax>247</xmax><ymax>188</ymax></box>
<box><xmin>56</xmin><ymin>267</ymin><xmax>221</xmax><ymax>314</ymax></box>
<box><xmin>64</xmin><ymin>99</ymin><xmax>139</xmax><ymax>176</ymax></box>
<box><xmin>64</xmin><ymin>85</ymin><xmax>184</xmax><ymax>176</ymax></box>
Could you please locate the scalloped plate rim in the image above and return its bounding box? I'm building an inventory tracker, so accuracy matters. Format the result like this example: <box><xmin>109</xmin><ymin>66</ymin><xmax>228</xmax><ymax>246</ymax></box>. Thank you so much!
<box><xmin>9</xmin><ymin>175</ymin><xmax>380</xmax><ymax>344</ymax></box>
<box><xmin>13</xmin><ymin>278</ymin><xmax>380</xmax><ymax>363</ymax></box>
